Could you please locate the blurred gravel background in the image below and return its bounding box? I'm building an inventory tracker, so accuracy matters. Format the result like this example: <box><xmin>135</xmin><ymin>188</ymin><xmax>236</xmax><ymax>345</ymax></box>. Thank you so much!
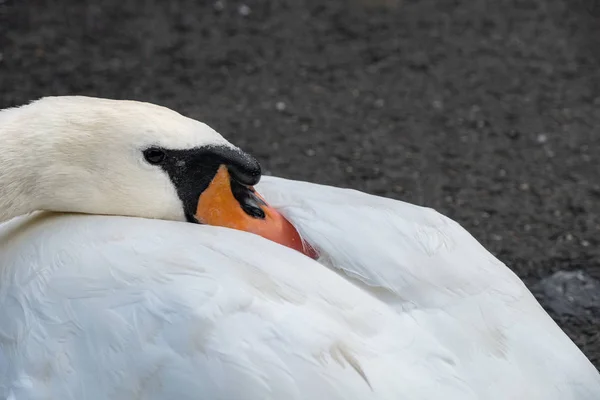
<box><xmin>1</xmin><ymin>0</ymin><xmax>599</xmax><ymax>367</ymax></box>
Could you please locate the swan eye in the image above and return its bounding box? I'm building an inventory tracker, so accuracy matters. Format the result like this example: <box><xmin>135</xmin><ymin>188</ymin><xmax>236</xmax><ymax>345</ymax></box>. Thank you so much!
<box><xmin>143</xmin><ymin>148</ymin><xmax>166</xmax><ymax>165</ymax></box>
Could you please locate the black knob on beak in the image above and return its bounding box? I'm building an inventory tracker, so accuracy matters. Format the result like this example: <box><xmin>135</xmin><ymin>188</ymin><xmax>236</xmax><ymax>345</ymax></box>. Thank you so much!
<box><xmin>227</xmin><ymin>158</ymin><xmax>261</xmax><ymax>186</ymax></box>
<box><xmin>211</xmin><ymin>145</ymin><xmax>265</xmax><ymax>219</ymax></box>
<box><xmin>210</xmin><ymin>145</ymin><xmax>262</xmax><ymax>186</ymax></box>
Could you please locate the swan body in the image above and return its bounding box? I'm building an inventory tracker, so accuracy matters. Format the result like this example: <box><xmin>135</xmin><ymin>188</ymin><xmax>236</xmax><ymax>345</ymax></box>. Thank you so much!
<box><xmin>1</xmin><ymin>212</ymin><xmax>472</xmax><ymax>400</ymax></box>
<box><xmin>0</xmin><ymin>97</ymin><xmax>598</xmax><ymax>399</ymax></box>
<box><xmin>258</xmin><ymin>177</ymin><xmax>600</xmax><ymax>398</ymax></box>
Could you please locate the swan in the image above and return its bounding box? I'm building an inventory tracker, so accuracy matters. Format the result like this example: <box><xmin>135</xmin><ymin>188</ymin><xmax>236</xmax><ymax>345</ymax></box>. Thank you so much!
<box><xmin>0</xmin><ymin>96</ymin><xmax>598</xmax><ymax>400</ymax></box>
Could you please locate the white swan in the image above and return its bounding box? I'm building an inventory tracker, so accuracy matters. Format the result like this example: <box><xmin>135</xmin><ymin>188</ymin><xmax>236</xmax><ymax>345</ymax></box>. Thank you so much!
<box><xmin>0</xmin><ymin>96</ymin><xmax>598</xmax><ymax>400</ymax></box>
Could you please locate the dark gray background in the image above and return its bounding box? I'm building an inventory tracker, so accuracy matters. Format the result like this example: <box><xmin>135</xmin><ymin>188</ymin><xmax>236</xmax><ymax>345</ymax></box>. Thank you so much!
<box><xmin>1</xmin><ymin>0</ymin><xmax>598</xmax><ymax>367</ymax></box>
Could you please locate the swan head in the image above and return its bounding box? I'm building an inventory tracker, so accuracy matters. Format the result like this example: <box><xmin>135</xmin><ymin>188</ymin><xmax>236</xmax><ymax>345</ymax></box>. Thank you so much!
<box><xmin>1</xmin><ymin>96</ymin><xmax>315</xmax><ymax>257</ymax></box>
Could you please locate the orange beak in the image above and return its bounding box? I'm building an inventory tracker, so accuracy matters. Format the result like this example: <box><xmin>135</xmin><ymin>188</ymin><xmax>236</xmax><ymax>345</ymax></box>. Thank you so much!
<box><xmin>195</xmin><ymin>166</ymin><xmax>318</xmax><ymax>259</ymax></box>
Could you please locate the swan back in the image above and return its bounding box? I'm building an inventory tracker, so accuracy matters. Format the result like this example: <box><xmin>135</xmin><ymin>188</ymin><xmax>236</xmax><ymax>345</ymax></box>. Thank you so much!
<box><xmin>256</xmin><ymin>176</ymin><xmax>600</xmax><ymax>399</ymax></box>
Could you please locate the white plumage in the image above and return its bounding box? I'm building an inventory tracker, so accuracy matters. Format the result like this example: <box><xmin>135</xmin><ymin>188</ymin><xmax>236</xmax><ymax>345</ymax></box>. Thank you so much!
<box><xmin>0</xmin><ymin>97</ymin><xmax>598</xmax><ymax>399</ymax></box>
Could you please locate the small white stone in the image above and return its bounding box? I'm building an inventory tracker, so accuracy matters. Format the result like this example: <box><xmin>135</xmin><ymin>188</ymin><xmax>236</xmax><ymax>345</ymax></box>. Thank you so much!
<box><xmin>537</xmin><ymin>133</ymin><xmax>548</xmax><ymax>143</ymax></box>
<box><xmin>238</xmin><ymin>4</ymin><xmax>251</xmax><ymax>16</ymax></box>
<box><xmin>213</xmin><ymin>0</ymin><xmax>224</xmax><ymax>10</ymax></box>
<box><xmin>470</xmin><ymin>104</ymin><xmax>481</xmax><ymax>114</ymax></box>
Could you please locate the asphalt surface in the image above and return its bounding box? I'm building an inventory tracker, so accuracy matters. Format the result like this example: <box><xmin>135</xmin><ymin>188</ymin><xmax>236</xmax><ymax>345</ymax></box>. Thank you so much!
<box><xmin>1</xmin><ymin>0</ymin><xmax>599</xmax><ymax>367</ymax></box>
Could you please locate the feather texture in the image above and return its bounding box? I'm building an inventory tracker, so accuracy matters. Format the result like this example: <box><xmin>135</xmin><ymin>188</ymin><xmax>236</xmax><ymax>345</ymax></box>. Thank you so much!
<box><xmin>257</xmin><ymin>176</ymin><xmax>600</xmax><ymax>399</ymax></box>
<box><xmin>0</xmin><ymin>176</ymin><xmax>598</xmax><ymax>399</ymax></box>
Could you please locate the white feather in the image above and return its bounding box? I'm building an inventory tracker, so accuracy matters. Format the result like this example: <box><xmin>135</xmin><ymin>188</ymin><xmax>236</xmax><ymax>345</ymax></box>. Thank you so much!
<box><xmin>1</xmin><ymin>212</ymin><xmax>476</xmax><ymax>400</ymax></box>
<box><xmin>1</xmin><ymin>96</ymin><xmax>598</xmax><ymax>399</ymax></box>
<box><xmin>256</xmin><ymin>176</ymin><xmax>600</xmax><ymax>399</ymax></box>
